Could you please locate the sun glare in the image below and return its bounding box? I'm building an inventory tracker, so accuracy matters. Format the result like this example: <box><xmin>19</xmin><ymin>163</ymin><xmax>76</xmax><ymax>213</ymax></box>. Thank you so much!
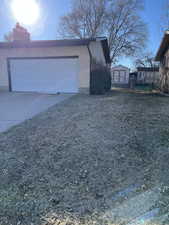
<box><xmin>11</xmin><ymin>0</ymin><xmax>40</xmax><ymax>25</ymax></box>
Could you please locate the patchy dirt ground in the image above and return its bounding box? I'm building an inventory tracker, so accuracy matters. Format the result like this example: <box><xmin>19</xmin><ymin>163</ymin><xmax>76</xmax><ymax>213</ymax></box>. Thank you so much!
<box><xmin>1</xmin><ymin>90</ymin><xmax>169</xmax><ymax>225</ymax></box>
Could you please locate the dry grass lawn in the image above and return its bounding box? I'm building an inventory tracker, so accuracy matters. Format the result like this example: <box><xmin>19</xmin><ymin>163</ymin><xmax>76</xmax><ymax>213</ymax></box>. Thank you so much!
<box><xmin>0</xmin><ymin>90</ymin><xmax>169</xmax><ymax>224</ymax></box>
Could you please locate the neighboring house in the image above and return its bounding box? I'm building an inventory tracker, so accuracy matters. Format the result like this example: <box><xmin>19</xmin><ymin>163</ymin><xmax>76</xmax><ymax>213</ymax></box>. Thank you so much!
<box><xmin>0</xmin><ymin>24</ymin><xmax>110</xmax><ymax>94</ymax></box>
<box><xmin>155</xmin><ymin>30</ymin><xmax>169</xmax><ymax>93</ymax></box>
<box><xmin>137</xmin><ymin>67</ymin><xmax>159</xmax><ymax>85</ymax></box>
<box><xmin>111</xmin><ymin>65</ymin><xmax>130</xmax><ymax>87</ymax></box>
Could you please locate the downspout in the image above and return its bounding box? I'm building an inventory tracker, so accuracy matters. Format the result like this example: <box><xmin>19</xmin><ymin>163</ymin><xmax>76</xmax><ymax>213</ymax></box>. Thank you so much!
<box><xmin>87</xmin><ymin>43</ymin><xmax>92</xmax><ymax>94</ymax></box>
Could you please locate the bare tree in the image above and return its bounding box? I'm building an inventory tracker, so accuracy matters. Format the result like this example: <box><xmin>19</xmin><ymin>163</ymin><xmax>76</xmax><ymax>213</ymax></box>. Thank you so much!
<box><xmin>59</xmin><ymin>0</ymin><xmax>106</xmax><ymax>39</ymax></box>
<box><xmin>58</xmin><ymin>0</ymin><xmax>147</xmax><ymax>64</ymax></box>
<box><xmin>135</xmin><ymin>52</ymin><xmax>159</xmax><ymax>68</ymax></box>
<box><xmin>105</xmin><ymin>0</ymin><xmax>147</xmax><ymax>63</ymax></box>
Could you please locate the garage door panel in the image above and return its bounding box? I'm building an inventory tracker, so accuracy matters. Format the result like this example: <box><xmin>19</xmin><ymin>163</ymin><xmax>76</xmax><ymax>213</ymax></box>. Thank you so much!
<box><xmin>10</xmin><ymin>58</ymin><xmax>79</xmax><ymax>93</ymax></box>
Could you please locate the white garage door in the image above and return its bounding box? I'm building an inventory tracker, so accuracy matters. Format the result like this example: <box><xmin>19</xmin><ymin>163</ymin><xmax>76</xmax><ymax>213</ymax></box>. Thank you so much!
<box><xmin>9</xmin><ymin>57</ymin><xmax>79</xmax><ymax>94</ymax></box>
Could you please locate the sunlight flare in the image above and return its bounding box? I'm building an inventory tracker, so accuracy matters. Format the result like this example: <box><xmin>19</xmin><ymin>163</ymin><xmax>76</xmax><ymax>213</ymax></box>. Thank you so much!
<box><xmin>11</xmin><ymin>0</ymin><xmax>40</xmax><ymax>25</ymax></box>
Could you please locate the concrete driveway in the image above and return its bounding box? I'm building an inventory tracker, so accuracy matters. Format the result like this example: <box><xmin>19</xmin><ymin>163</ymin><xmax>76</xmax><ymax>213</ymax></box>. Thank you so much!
<box><xmin>0</xmin><ymin>92</ymin><xmax>74</xmax><ymax>133</ymax></box>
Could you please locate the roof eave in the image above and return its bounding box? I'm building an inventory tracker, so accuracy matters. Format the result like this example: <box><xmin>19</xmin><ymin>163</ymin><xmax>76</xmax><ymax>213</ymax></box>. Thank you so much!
<box><xmin>155</xmin><ymin>31</ymin><xmax>169</xmax><ymax>61</ymax></box>
<box><xmin>0</xmin><ymin>38</ymin><xmax>94</xmax><ymax>49</ymax></box>
<box><xmin>0</xmin><ymin>37</ymin><xmax>111</xmax><ymax>64</ymax></box>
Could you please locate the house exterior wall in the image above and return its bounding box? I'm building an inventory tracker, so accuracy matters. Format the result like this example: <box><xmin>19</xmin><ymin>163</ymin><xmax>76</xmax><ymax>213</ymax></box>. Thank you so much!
<box><xmin>0</xmin><ymin>45</ymin><xmax>90</xmax><ymax>92</ymax></box>
<box><xmin>159</xmin><ymin>49</ymin><xmax>169</xmax><ymax>92</ymax></box>
<box><xmin>89</xmin><ymin>41</ymin><xmax>106</xmax><ymax>65</ymax></box>
<box><xmin>111</xmin><ymin>66</ymin><xmax>130</xmax><ymax>85</ymax></box>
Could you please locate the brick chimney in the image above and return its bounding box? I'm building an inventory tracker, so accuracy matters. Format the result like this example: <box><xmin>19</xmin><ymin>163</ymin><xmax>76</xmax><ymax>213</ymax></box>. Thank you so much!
<box><xmin>12</xmin><ymin>23</ymin><xmax>30</xmax><ymax>41</ymax></box>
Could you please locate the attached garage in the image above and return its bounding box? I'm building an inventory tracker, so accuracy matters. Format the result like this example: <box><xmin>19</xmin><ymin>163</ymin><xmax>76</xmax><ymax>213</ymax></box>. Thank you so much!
<box><xmin>0</xmin><ymin>38</ymin><xmax>110</xmax><ymax>94</ymax></box>
<box><xmin>8</xmin><ymin>57</ymin><xmax>79</xmax><ymax>94</ymax></box>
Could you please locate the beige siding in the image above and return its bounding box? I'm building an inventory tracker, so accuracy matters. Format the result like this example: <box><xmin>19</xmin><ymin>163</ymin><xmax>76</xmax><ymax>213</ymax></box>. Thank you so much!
<box><xmin>89</xmin><ymin>41</ymin><xmax>106</xmax><ymax>65</ymax></box>
<box><xmin>0</xmin><ymin>45</ymin><xmax>90</xmax><ymax>91</ymax></box>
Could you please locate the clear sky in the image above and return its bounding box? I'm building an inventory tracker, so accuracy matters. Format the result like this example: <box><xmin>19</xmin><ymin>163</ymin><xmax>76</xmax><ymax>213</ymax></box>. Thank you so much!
<box><xmin>0</xmin><ymin>0</ymin><xmax>167</xmax><ymax>67</ymax></box>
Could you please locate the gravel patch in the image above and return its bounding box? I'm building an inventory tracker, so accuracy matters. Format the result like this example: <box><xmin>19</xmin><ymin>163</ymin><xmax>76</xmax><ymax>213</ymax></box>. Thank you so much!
<box><xmin>0</xmin><ymin>90</ymin><xmax>169</xmax><ymax>224</ymax></box>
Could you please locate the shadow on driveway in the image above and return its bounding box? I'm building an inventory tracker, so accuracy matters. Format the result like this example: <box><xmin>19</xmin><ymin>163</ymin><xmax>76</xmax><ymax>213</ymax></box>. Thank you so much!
<box><xmin>0</xmin><ymin>92</ymin><xmax>74</xmax><ymax>133</ymax></box>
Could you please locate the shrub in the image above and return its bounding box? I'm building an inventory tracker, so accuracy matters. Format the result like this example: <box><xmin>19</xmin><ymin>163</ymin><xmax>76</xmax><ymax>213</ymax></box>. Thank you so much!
<box><xmin>90</xmin><ymin>62</ymin><xmax>111</xmax><ymax>95</ymax></box>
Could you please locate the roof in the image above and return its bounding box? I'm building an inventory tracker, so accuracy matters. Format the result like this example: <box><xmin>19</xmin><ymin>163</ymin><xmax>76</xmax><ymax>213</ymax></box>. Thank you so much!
<box><xmin>111</xmin><ymin>65</ymin><xmax>130</xmax><ymax>70</ymax></box>
<box><xmin>155</xmin><ymin>31</ymin><xmax>169</xmax><ymax>61</ymax></box>
<box><xmin>0</xmin><ymin>38</ymin><xmax>111</xmax><ymax>64</ymax></box>
<box><xmin>137</xmin><ymin>67</ymin><xmax>159</xmax><ymax>72</ymax></box>
<box><xmin>0</xmin><ymin>39</ymin><xmax>94</xmax><ymax>48</ymax></box>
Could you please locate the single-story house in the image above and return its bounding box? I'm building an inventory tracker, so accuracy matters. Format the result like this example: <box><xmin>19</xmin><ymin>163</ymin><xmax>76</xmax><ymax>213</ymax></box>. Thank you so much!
<box><xmin>155</xmin><ymin>30</ymin><xmax>169</xmax><ymax>93</ymax></box>
<box><xmin>111</xmin><ymin>65</ymin><xmax>130</xmax><ymax>87</ymax></box>
<box><xmin>0</xmin><ymin>25</ymin><xmax>110</xmax><ymax>94</ymax></box>
<box><xmin>137</xmin><ymin>67</ymin><xmax>159</xmax><ymax>85</ymax></box>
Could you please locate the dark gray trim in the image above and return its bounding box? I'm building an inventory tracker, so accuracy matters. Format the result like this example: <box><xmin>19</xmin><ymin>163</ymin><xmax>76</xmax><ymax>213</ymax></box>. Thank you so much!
<box><xmin>87</xmin><ymin>45</ymin><xmax>92</xmax><ymax>94</ymax></box>
<box><xmin>7</xmin><ymin>56</ymin><xmax>79</xmax><ymax>92</ymax></box>
<box><xmin>8</xmin><ymin>56</ymin><xmax>79</xmax><ymax>60</ymax></box>
<box><xmin>7</xmin><ymin>59</ymin><xmax>12</xmax><ymax>92</ymax></box>
<box><xmin>100</xmin><ymin>39</ymin><xmax>111</xmax><ymax>64</ymax></box>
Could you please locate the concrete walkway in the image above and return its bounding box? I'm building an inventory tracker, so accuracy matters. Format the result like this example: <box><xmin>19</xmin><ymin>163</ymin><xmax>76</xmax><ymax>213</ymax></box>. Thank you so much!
<box><xmin>0</xmin><ymin>92</ymin><xmax>74</xmax><ymax>133</ymax></box>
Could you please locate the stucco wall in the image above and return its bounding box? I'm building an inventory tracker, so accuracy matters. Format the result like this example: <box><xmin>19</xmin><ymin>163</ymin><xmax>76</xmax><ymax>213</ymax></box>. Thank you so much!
<box><xmin>0</xmin><ymin>45</ymin><xmax>90</xmax><ymax>92</ymax></box>
<box><xmin>89</xmin><ymin>41</ymin><xmax>106</xmax><ymax>65</ymax></box>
